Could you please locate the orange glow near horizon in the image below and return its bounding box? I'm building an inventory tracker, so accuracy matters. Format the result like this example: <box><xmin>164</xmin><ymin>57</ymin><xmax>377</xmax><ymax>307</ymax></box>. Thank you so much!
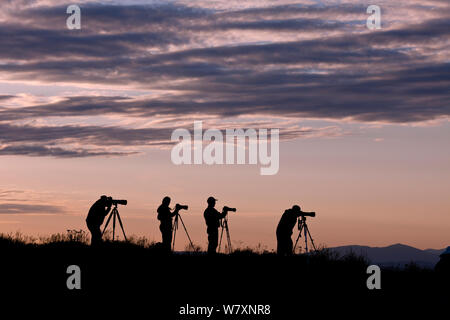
<box><xmin>0</xmin><ymin>0</ymin><xmax>449</xmax><ymax>251</ymax></box>
<box><xmin>1</xmin><ymin>124</ymin><xmax>449</xmax><ymax>250</ymax></box>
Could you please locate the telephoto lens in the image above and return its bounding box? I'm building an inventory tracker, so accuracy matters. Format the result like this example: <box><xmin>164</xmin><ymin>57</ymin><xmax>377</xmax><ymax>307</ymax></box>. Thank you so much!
<box><xmin>112</xmin><ymin>199</ymin><xmax>127</xmax><ymax>206</ymax></box>
<box><xmin>301</xmin><ymin>211</ymin><xmax>315</xmax><ymax>217</ymax></box>
<box><xmin>176</xmin><ymin>204</ymin><xmax>188</xmax><ymax>210</ymax></box>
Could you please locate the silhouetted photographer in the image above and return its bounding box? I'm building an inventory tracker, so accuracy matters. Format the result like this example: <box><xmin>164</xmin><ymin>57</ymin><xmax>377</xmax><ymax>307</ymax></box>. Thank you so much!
<box><xmin>86</xmin><ymin>195</ymin><xmax>112</xmax><ymax>246</ymax></box>
<box><xmin>204</xmin><ymin>196</ymin><xmax>236</xmax><ymax>255</ymax></box>
<box><xmin>157</xmin><ymin>196</ymin><xmax>188</xmax><ymax>253</ymax></box>
<box><xmin>276</xmin><ymin>205</ymin><xmax>315</xmax><ymax>255</ymax></box>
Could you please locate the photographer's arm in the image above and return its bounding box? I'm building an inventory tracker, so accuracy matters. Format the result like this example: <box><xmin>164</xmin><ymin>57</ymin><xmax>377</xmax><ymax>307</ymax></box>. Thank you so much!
<box><xmin>219</xmin><ymin>208</ymin><xmax>228</xmax><ymax>219</ymax></box>
<box><xmin>170</xmin><ymin>208</ymin><xmax>179</xmax><ymax>217</ymax></box>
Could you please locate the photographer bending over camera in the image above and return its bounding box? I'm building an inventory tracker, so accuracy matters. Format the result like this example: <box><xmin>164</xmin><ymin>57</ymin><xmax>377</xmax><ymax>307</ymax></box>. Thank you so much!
<box><xmin>86</xmin><ymin>195</ymin><xmax>112</xmax><ymax>246</ymax></box>
<box><xmin>276</xmin><ymin>205</ymin><xmax>315</xmax><ymax>255</ymax></box>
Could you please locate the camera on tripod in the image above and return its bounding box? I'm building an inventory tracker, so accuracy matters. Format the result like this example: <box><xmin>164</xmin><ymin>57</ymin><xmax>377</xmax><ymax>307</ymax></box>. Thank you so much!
<box><xmin>293</xmin><ymin>208</ymin><xmax>317</xmax><ymax>253</ymax></box>
<box><xmin>171</xmin><ymin>203</ymin><xmax>195</xmax><ymax>251</ymax></box>
<box><xmin>106</xmin><ymin>197</ymin><xmax>127</xmax><ymax>206</ymax></box>
<box><xmin>102</xmin><ymin>197</ymin><xmax>128</xmax><ymax>241</ymax></box>
<box><xmin>218</xmin><ymin>206</ymin><xmax>235</xmax><ymax>254</ymax></box>
<box><xmin>175</xmin><ymin>203</ymin><xmax>188</xmax><ymax>210</ymax></box>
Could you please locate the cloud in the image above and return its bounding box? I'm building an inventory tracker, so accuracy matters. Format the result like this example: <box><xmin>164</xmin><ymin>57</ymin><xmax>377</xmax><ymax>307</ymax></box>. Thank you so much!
<box><xmin>0</xmin><ymin>188</ymin><xmax>67</xmax><ymax>215</ymax></box>
<box><xmin>0</xmin><ymin>117</ymin><xmax>347</xmax><ymax>157</ymax></box>
<box><xmin>0</xmin><ymin>145</ymin><xmax>138</xmax><ymax>157</ymax></box>
<box><xmin>0</xmin><ymin>0</ymin><xmax>448</xmax><ymax>158</ymax></box>
<box><xmin>2</xmin><ymin>55</ymin><xmax>448</xmax><ymax>123</ymax></box>
<box><xmin>0</xmin><ymin>190</ymin><xmax>25</xmax><ymax>199</ymax></box>
<box><xmin>0</xmin><ymin>95</ymin><xmax>15</xmax><ymax>101</ymax></box>
<box><xmin>13</xmin><ymin>2</ymin><xmax>211</xmax><ymax>31</ymax></box>
<box><xmin>0</xmin><ymin>122</ymin><xmax>172</xmax><ymax>145</ymax></box>
<box><xmin>0</xmin><ymin>24</ymin><xmax>187</xmax><ymax>60</ymax></box>
<box><xmin>0</xmin><ymin>203</ymin><xmax>64</xmax><ymax>214</ymax></box>
<box><xmin>0</xmin><ymin>120</ymin><xmax>175</xmax><ymax>157</ymax></box>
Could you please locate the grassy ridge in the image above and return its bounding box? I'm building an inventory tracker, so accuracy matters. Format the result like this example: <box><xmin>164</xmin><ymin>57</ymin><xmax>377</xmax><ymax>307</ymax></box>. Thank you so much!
<box><xmin>0</xmin><ymin>231</ymin><xmax>447</xmax><ymax>312</ymax></box>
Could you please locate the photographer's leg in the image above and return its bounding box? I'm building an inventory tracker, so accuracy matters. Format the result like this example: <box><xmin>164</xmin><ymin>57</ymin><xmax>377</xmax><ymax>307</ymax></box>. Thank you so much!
<box><xmin>276</xmin><ymin>232</ymin><xmax>283</xmax><ymax>255</ymax></box>
<box><xmin>287</xmin><ymin>237</ymin><xmax>293</xmax><ymax>255</ymax></box>
<box><xmin>160</xmin><ymin>225</ymin><xmax>172</xmax><ymax>253</ymax></box>
<box><xmin>88</xmin><ymin>223</ymin><xmax>102</xmax><ymax>246</ymax></box>
<box><xmin>276</xmin><ymin>234</ymin><xmax>291</xmax><ymax>256</ymax></box>
<box><xmin>208</xmin><ymin>232</ymin><xmax>218</xmax><ymax>255</ymax></box>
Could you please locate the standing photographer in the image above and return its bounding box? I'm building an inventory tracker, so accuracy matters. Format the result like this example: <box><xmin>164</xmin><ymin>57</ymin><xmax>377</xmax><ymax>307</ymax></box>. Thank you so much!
<box><xmin>86</xmin><ymin>195</ymin><xmax>112</xmax><ymax>246</ymax></box>
<box><xmin>157</xmin><ymin>196</ymin><xmax>183</xmax><ymax>253</ymax></box>
<box><xmin>204</xmin><ymin>196</ymin><xmax>229</xmax><ymax>255</ymax></box>
<box><xmin>276</xmin><ymin>205</ymin><xmax>314</xmax><ymax>255</ymax></box>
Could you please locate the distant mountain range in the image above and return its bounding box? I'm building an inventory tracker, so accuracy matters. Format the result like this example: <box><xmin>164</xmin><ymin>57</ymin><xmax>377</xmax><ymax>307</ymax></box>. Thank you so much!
<box><xmin>330</xmin><ymin>244</ymin><xmax>446</xmax><ymax>269</ymax></box>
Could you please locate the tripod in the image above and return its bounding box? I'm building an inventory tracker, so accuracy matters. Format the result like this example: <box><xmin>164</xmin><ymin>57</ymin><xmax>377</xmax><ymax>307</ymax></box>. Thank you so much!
<box><xmin>102</xmin><ymin>204</ymin><xmax>127</xmax><ymax>241</ymax></box>
<box><xmin>219</xmin><ymin>216</ymin><xmax>232</xmax><ymax>254</ymax></box>
<box><xmin>172</xmin><ymin>213</ymin><xmax>195</xmax><ymax>251</ymax></box>
<box><xmin>293</xmin><ymin>216</ymin><xmax>316</xmax><ymax>254</ymax></box>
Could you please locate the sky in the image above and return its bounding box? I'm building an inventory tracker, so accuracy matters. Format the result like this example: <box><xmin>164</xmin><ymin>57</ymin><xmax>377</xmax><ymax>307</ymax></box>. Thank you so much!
<box><xmin>0</xmin><ymin>0</ymin><xmax>449</xmax><ymax>250</ymax></box>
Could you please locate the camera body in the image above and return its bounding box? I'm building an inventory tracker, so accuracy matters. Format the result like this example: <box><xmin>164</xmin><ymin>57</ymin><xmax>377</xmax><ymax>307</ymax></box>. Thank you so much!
<box><xmin>176</xmin><ymin>204</ymin><xmax>188</xmax><ymax>210</ymax></box>
<box><xmin>223</xmin><ymin>206</ymin><xmax>237</xmax><ymax>212</ymax></box>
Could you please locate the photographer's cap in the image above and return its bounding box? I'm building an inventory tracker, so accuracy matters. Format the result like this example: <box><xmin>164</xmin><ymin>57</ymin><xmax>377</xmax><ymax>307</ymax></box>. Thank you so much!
<box><xmin>292</xmin><ymin>205</ymin><xmax>301</xmax><ymax>213</ymax></box>
<box><xmin>207</xmin><ymin>196</ymin><xmax>218</xmax><ymax>204</ymax></box>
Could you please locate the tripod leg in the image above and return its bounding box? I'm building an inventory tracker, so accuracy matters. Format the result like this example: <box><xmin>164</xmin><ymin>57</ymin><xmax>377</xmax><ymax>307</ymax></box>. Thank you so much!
<box><xmin>293</xmin><ymin>224</ymin><xmax>303</xmax><ymax>254</ymax></box>
<box><xmin>172</xmin><ymin>215</ymin><xmax>178</xmax><ymax>251</ymax></box>
<box><xmin>219</xmin><ymin>225</ymin><xmax>224</xmax><ymax>253</ymax></box>
<box><xmin>116</xmin><ymin>211</ymin><xmax>128</xmax><ymax>241</ymax></box>
<box><xmin>112</xmin><ymin>210</ymin><xmax>117</xmax><ymax>241</ymax></box>
<box><xmin>102</xmin><ymin>211</ymin><xmax>113</xmax><ymax>236</ymax></box>
<box><xmin>304</xmin><ymin>225</ymin><xmax>317</xmax><ymax>251</ymax></box>
<box><xmin>304</xmin><ymin>224</ymin><xmax>308</xmax><ymax>253</ymax></box>
<box><xmin>178</xmin><ymin>215</ymin><xmax>195</xmax><ymax>251</ymax></box>
<box><xmin>225</xmin><ymin>222</ymin><xmax>232</xmax><ymax>254</ymax></box>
